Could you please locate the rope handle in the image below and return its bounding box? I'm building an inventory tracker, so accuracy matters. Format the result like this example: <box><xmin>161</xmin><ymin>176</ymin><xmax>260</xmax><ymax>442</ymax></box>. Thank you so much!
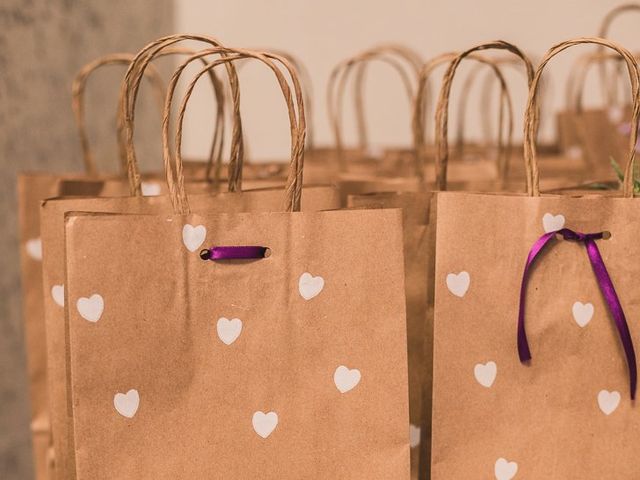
<box><xmin>118</xmin><ymin>34</ymin><xmax>241</xmax><ymax>197</ymax></box>
<box><xmin>71</xmin><ymin>53</ymin><xmax>165</xmax><ymax>175</ymax></box>
<box><xmin>352</xmin><ymin>44</ymin><xmax>423</xmax><ymax>149</ymax></box>
<box><xmin>327</xmin><ymin>50</ymin><xmax>417</xmax><ymax>174</ymax></box>
<box><xmin>434</xmin><ymin>41</ymin><xmax>535</xmax><ymax>191</ymax></box>
<box><xmin>524</xmin><ymin>37</ymin><xmax>640</xmax><ymax>197</ymax></box>
<box><xmin>597</xmin><ymin>4</ymin><xmax>640</xmax><ymax>104</ymax></box>
<box><xmin>164</xmin><ymin>48</ymin><xmax>305</xmax><ymax>214</ymax></box>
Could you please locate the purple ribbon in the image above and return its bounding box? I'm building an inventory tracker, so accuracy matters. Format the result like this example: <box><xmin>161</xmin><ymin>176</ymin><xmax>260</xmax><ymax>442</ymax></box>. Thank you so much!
<box><xmin>518</xmin><ymin>228</ymin><xmax>637</xmax><ymax>400</ymax></box>
<box><xmin>200</xmin><ymin>246</ymin><xmax>268</xmax><ymax>261</ymax></box>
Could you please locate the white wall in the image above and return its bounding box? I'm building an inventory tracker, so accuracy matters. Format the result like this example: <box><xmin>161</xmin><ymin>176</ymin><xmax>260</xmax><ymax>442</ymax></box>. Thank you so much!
<box><xmin>176</xmin><ymin>0</ymin><xmax>638</xmax><ymax>162</ymax></box>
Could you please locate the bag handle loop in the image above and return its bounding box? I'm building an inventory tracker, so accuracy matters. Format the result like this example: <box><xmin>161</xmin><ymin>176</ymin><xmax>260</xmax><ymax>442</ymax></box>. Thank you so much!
<box><xmin>432</xmin><ymin>42</ymin><xmax>534</xmax><ymax>189</ymax></box>
<box><xmin>165</xmin><ymin>48</ymin><xmax>305</xmax><ymax>214</ymax></box>
<box><xmin>524</xmin><ymin>38</ymin><xmax>640</xmax><ymax>197</ymax></box>
<box><xmin>119</xmin><ymin>34</ymin><xmax>241</xmax><ymax>197</ymax></box>
<box><xmin>71</xmin><ymin>53</ymin><xmax>165</xmax><ymax>175</ymax></box>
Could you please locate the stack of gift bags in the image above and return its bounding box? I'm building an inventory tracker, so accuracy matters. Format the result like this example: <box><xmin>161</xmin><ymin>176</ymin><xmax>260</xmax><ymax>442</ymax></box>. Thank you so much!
<box><xmin>16</xmin><ymin>4</ymin><xmax>640</xmax><ymax>479</ymax></box>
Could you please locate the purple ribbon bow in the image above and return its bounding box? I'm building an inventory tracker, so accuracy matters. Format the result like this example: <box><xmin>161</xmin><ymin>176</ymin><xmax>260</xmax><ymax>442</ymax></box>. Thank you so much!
<box><xmin>518</xmin><ymin>228</ymin><xmax>637</xmax><ymax>400</ymax></box>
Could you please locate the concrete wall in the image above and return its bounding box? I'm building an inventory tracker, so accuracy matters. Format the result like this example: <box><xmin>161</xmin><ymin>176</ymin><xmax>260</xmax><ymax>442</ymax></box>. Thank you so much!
<box><xmin>0</xmin><ymin>2</ymin><xmax>173</xmax><ymax>478</ymax></box>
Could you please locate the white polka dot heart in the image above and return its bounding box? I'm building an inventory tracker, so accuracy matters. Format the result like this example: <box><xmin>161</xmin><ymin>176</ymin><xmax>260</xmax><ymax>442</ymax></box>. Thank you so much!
<box><xmin>598</xmin><ymin>390</ymin><xmax>621</xmax><ymax>416</ymax></box>
<box><xmin>495</xmin><ymin>457</ymin><xmax>518</xmax><ymax>480</ymax></box>
<box><xmin>141</xmin><ymin>181</ymin><xmax>161</xmax><ymax>196</ymax></box>
<box><xmin>474</xmin><ymin>361</ymin><xmax>497</xmax><ymax>388</ymax></box>
<box><xmin>114</xmin><ymin>389</ymin><xmax>140</xmax><ymax>418</ymax></box>
<box><xmin>446</xmin><ymin>271</ymin><xmax>470</xmax><ymax>298</ymax></box>
<box><xmin>542</xmin><ymin>213</ymin><xmax>565</xmax><ymax>233</ymax></box>
<box><xmin>298</xmin><ymin>272</ymin><xmax>324</xmax><ymax>300</ymax></box>
<box><xmin>76</xmin><ymin>294</ymin><xmax>104</xmax><ymax>323</ymax></box>
<box><xmin>26</xmin><ymin>237</ymin><xmax>43</xmax><ymax>261</ymax></box>
<box><xmin>216</xmin><ymin>317</ymin><xmax>243</xmax><ymax>345</ymax></box>
<box><xmin>409</xmin><ymin>424</ymin><xmax>421</xmax><ymax>448</ymax></box>
<box><xmin>51</xmin><ymin>284</ymin><xmax>64</xmax><ymax>307</ymax></box>
<box><xmin>572</xmin><ymin>301</ymin><xmax>594</xmax><ymax>328</ymax></box>
<box><xmin>182</xmin><ymin>224</ymin><xmax>206</xmax><ymax>252</ymax></box>
<box><xmin>252</xmin><ymin>411</ymin><xmax>278</xmax><ymax>439</ymax></box>
<box><xmin>333</xmin><ymin>365</ymin><xmax>361</xmax><ymax>393</ymax></box>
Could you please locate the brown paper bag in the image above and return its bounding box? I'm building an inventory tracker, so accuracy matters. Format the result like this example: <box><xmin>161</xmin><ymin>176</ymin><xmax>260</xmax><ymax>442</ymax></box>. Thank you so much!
<box><xmin>61</xmin><ymin>46</ymin><xmax>408</xmax><ymax>479</ymax></box>
<box><xmin>413</xmin><ymin>51</ymin><xmax>518</xmax><ymax>189</ymax></box>
<box><xmin>42</xmin><ymin>43</ymin><xmax>340</xmax><ymax>479</ymax></box>
<box><xmin>431</xmin><ymin>38</ymin><xmax>640</xmax><ymax>479</ymax></box>
<box><xmin>17</xmin><ymin>173</ymin><xmax>103</xmax><ymax>480</ymax></box>
<box><xmin>347</xmin><ymin>192</ymin><xmax>431</xmax><ymax>480</ymax></box>
<box><xmin>554</xmin><ymin>45</ymin><xmax>633</xmax><ymax>175</ymax></box>
<box><xmin>345</xmin><ymin>42</ymin><xmax>536</xmax><ymax>480</ymax></box>
<box><xmin>15</xmin><ymin>49</ymin><xmax>181</xmax><ymax>480</ymax></box>
<box><xmin>65</xmin><ymin>207</ymin><xmax>409</xmax><ymax>479</ymax></box>
<box><xmin>335</xmin><ymin>49</ymin><xmax>518</xmax><ymax>206</ymax></box>
<box><xmin>316</xmin><ymin>45</ymin><xmax>422</xmax><ymax>182</ymax></box>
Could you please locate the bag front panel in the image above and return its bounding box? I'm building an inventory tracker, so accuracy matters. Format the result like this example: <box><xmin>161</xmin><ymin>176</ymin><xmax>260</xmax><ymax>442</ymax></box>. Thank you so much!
<box><xmin>432</xmin><ymin>192</ymin><xmax>640</xmax><ymax>479</ymax></box>
<box><xmin>65</xmin><ymin>210</ymin><xmax>409</xmax><ymax>479</ymax></box>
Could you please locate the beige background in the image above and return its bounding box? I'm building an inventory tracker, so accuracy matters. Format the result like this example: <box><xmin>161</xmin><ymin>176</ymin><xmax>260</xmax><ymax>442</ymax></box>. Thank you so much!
<box><xmin>177</xmin><ymin>0</ymin><xmax>639</xmax><ymax>162</ymax></box>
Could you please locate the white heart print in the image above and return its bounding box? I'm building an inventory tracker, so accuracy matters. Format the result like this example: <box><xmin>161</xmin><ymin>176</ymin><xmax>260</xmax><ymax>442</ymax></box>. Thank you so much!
<box><xmin>598</xmin><ymin>390</ymin><xmax>621</xmax><ymax>415</ymax></box>
<box><xmin>298</xmin><ymin>272</ymin><xmax>324</xmax><ymax>300</ymax></box>
<box><xmin>182</xmin><ymin>224</ymin><xmax>206</xmax><ymax>252</ymax></box>
<box><xmin>252</xmin><ymin>411</ymin><xmax>278</xmax><ymax>438</ymax></box>
<box><xmin>217</xmin><ymin>317</ymin><xmax>242</xmax><ymax>345</ymax></box>
<box><xmin>409</xmin><ymin>424</ymin><xmax>421</xmax><ymax>448</ymax></box>
<box><xmin>77</xmin><ymin>294</ymin><xmax>104</xmax><ymax>323</ymax></box>
<box><xmin>566</xmin><ymin>145</ymin><xmax>583</xmax><ymax>160</ymax></box>
<box><xmin>51</xmin><ymin>285</ymin><xmax>64</xmax><ymax>307</ymax></box>
<box><xmin>334</xmin><ymin>365</ymin><xmax>361</xmax><ymax>393</ymax></box>
<box><xmin>495</xmin><ymin>457</ymin><xmax>518</xmax><ymax>480</ymax></box>
<box><xmin>474</xmin><ymin>361</ymin><xmax>497</xmax><ymax>388</ymax></box>
<box><xmin>26</xmin><ymin>238</ymin><xmax>42</xmax><ymax>261</ymax></box>
<box><xmin>114</xmin><ymin>389</ymin><xmax>140</xmax><ymax>418</ymax></box>
<box><xmin>141</xmin><ymin>181</ymin><xmax>161</xmax><ymax>196</ymax></box>
<box><xmin>446</xmin><ymin>271</ymin><xmax>470</xmax><ymax>298</ymax></box>
<box><xmin>572</xmin><ymin>302</ymin><xmax>594</xmax><ymax>328</ymax></box>
<box><xmin>542</xmin><ymin>213</ymin><xmax>565</xmax><ymax>233</ymax></box>
<box><xmin>608</xmin><ymin>105</ymin><xmax>624</xmax><ymax>124</ymax></box>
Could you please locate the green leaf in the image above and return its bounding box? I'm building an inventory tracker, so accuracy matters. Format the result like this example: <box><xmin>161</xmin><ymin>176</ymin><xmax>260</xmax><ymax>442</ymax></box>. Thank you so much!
<box><xmin>610</xmin><ymin>157</ymin><xmax>625</xmax><ymax>182</ymax></box>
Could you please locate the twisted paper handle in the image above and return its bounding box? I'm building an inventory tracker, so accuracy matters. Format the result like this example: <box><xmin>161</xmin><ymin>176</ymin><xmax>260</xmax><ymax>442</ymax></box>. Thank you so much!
<box><xmin>118</xmin><ymin>34</ymin><xmax>241</xmax><ymax>197</ymax></box>
<box><xmin>71</xmin><ymin>53</ymin><xmax>165</xmax><ymax>175</ymax></box>
<box><xmin>166</xmin><ymin>47</ymin><xmax>305</xmax><ymax>214</ymax></box>
<box><xmin>523</xmin><ymin>37</ymin><xmax>640</xmax><ymax>197</ymax></box>
<box><xmin>433</xmin><ymin>41</ymin><xmax>534</xmax><ymax>190</ymax></box>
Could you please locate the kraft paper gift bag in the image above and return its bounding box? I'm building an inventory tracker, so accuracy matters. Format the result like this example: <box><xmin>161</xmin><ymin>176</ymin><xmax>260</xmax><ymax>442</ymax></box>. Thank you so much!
<box><xmin>60</xmin><ymin>47</ymin><xmax>408</xmax><ymax>480</ymax></box>
<box><xmin>553</xmin><ymin>3</ymin><xmax>640</xmax><ymax>176</ymax></box>
<box><xmin>15</xmin><ymin>51</ymin><xmax>176</xmax><ymax>480</ymax></box>
<box><xmin>41</xmin><ymin>44</ymin><xmax>340</xmax><ymax>480</ymax></box>
<box><xmin>557</xmin><ymin>55</ymin><xmax>629</xmax><ymax>176</ymax></box>
<box><xmin>17</xmin><ymin>174</ymin><xmax>107</xmax><ymax>480</ymax></box>
<box><xmin>554</xmin><ymin>51</ymin><xmax>606</xmax><ymax>161</ymax></box>
<box><xmin>64</xmin><ymin>207</ymin><xmax>409</xmax><ymax>479</ymax></box>
<box><xmin>347</xmin><ymin>192</ymin><xmax>430</xmax><ymax>480</ymax></box>
<box><xmin>23</xmin><ymin>48</ymin><xmax>229</xmax><ymax>479</ymax></box>
<box><xmin>413</xmin><ymin>51</ymin><xmax>518</xmax><ymax>190</ymax></box>
<box><xmin>319</xmin><ymin>45</ymin><xmax>421</xmax><ymax>183</ymax></box>
<box><xmin>345</xmin><ymin>41</ymin><xmax>536</xmax><ymax>480</ymax></box>
<box><xmin>430</xmin><ymin>38</ymin><xmax>640</xmax><ymax>479</ymax></box>
<box><xmin>334</xmin><ymin>48</ymin><xmax>514</xmax><ymax>204</ymax></box>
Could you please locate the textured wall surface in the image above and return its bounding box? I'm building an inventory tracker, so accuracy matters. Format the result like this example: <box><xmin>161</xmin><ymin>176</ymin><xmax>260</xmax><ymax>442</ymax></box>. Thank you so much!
<box><xmin>0</xmin><ymin>1</ymin><xmax>173</xmax><ymax>478</ymax></box>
